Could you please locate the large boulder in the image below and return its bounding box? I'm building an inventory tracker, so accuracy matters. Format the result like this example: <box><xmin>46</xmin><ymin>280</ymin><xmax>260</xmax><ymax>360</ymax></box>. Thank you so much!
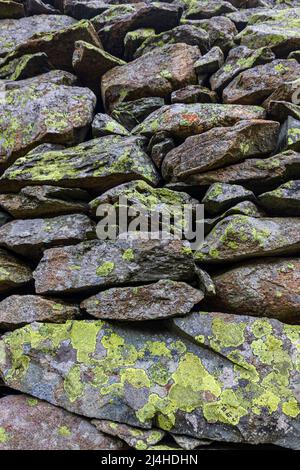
<box><xmin>101</xmin><ymin>43</ymin><xmax>199</xmax><ymax>112</ymax></box>
<box><xmin>0</xmin><ymin>136</ymin><xmax>159</xmax><ymax>192</ymax></box>
<box><xmin>210</xmin><ymin>257</ymin><xmax>300</xmax><ymax>323</ymax></box>
<box><xmin>0</xmin><ymin>315</ymin><xmax>299</xmax><ymax>449</ymax></box>
<box><xmin>259</xmin><ymin>180</ymin><xmax>300</xmax><ymax>215</ymax></box>
<box><xmin>0</xmin><ymin>71</ymin><xmax>96</xmax><ymax>166</ymax></box>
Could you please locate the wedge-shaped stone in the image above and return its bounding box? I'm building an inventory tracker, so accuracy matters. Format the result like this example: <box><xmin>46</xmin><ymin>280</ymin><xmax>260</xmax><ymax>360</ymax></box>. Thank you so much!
<box><xmin>210</xmin><ymin>258</ymin><xmax>300</xmax><ymax>323</ymax></box>
<box><xmin>92</xmin><ymin>113</ymin><xmax>129</xmax><ymax>138</ymax></box>
<box><xmin>0</xmin><ymin>214</ymin><xmax>95</xmax><ymax>258</ymax></box>
<box><xmin>0</xmin><ymin>295</ymin><xmax>79</xmax><ymax>329</ymax></box>
<box><xmin>64</xmin><ymin>0</ymin><xmax>108</xmax><ymax>19</ymax></box>
<box><xmin>259</xmin><ymin>180</ymin><xmax>300</xmax><ymax>215</ymax></box>
<box><xmin>202</xmin><ymin>183</ymin><xmax>255</xmax><ymax>216</ymax></box>
<box><xmin>277</xmin><ymin>117</ymin><xmax>300</xmax><ymax>152</ymax></box>
<box><xmin>101</xmin><ymin>43</ymin><xmax>199</xmax><ymax>112</ymax></box>
<box><xmin>81</xmin><ymin>280</ymin><xmax>204</xmax><ymax>321</ymax></box>
<box><xmin>111</xmin><ymin>97</ymin><xmax>164</xmax><ymax>131</ymax></box>
<box><xmin>0</xmin><ymin>248</ymin><xmax>32</xmax><ymax>293</ymax></box>
<box><xmin>162</xmin><ymin>120</ymin><xmax>279</xmax><ymax>181</ymax></box>
<box><xmin>185</xmin><ymin>16</ymin><xmax>237</xmax><ymax>53</ymax></box>
<box><xmin>195</xmin><ymin>215</ymin><xmax>300</xmax><ymax>263</ymax></box>
<box><xmin>184</xmin><ymin>0</ymin><xmax>236</xmax><ymax>20</ymax></box>
<box><xmin>0</xmin><ymin>73</ymin><xmax>96</xmax><ymax>166</ymax></box>
<box><xmin>263</xmin><ymin>78</ymin><xmax>300</xmax><ymax>112</ymax></box>
<box><xmin>0</xmin><ymin>14</ymin><xmax>75</xmax><ymax>56</ymax></box>
<box><xmin>0</xmin><ymin>52</ymin><xmax>52</xmax><ymax>80</ymax></box>
<box><xmin>135</xmin><ymin>103</ymin><xmax>266</xmax><ymax>138</ymax></box>
<box><xmin>0</xmin><ymin>186</ymin><xmax>89</xmax><ymax>218</ymax></box>
<box><xmin>0</xmin><ymin>315</ymin><xmax>299</xmax><ymax>449</ymax></box>
<box><xmin>0</xmin><ymin>136</ymin><xmax>159</xmax><ymax>192</ymax></box>
<box><xmin>33</xmin><ymin>238</ymin><xmax>197</xmax><ymax>294</ymax></box>
<box><xmin>0</xmin><ymin>395</ymin><xmax>124</xmax><ymax>450</ymax></box>
<box><xmin>223</xmin><ymin>60</ymin><xmax>300</xmax><ymax>105</ymax></box>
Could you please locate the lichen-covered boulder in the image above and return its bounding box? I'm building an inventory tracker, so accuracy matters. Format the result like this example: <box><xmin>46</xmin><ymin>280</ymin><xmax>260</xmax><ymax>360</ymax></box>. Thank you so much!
<box><xmin>33</xmin><ymin>238</ymin><xmax>197</xmax><ymax>294</ymax></box>
<box><xmin>0</xmin><ymin>295</ymin><xmax>79</xmax><ymax>329</ymax></box>
<box><xmin>101</xmin><ymin>43</ymin><xmax>199</xmax><ymax>112</ymax></box>
<box><xmin>91</xmin><ymin>113</ymin><xmax>129</xmax><ymax>138</ymax></box>
<box><xmin>162</xmin><ymin>120</ymin><xmax>278</xmax><ymax>182</ymax></box>
<box><xmin>80</xmin><ymin>280</ymin><xmax>204</xmax><ymax>321</ymax></box>
<box><xmin>0</xmin><ymin>14</ymin><xmax>75</xmax><ymax>57</ymax></box>
<box><xmin>223</xmin><ymin>60</ymin><xmax>300</xmax><ymax>105</ymax></box>
<box><xmin>25</xmin><ymin>0</ymin><xmax>60</xmax><ymax>16</ymax></box>
<box><xmin>0</xmin><ymin>214</ymin><xmax>95</xmax><ymax>258</ymax></box>
<box><xmin>277</xmin><ymin>117</ymin><xmax>300</xmax><ymax>152</ymax></box>
<box><xmin>185</xmin><ymin>16</ymin><xmax>237</xmax><ymax>53</ymax></box>
<box><xmin>195</xmin><ymin>215</ymin><xmax>300</xmax><ymax>263</ymax></box>
<box><xmin>194</xmin><ymin>46</ymin><xmax>224</xmax><ymax>77</ymax></box>
<box><xmin>134</xmin><ymin>103</ymin><xmax>266</xmax><ymax>138</ymax></box>
<box><xmin>210</xmin><ymin>257</ymin><xmax>300</xmax><ymax>323</ymax></box>
<box><xmin>111</xmin><ymin>97</ymin><xmax>164</xmax><ymax>131</ymax></box>
<box><xmin>124</xmin><ymin>27</ymin><xmax>155</xmax><ymax>61</ymax></box>
<box><xmin>170</xmin><ymin>85</ymin><xmax>218</xmax><ymax>105</ymax></box>
<box><xmin>0</xmin><ymin>185</ymin><xmax>89</xmax><ymax>218</ymax></box>
<box><xmin>0</xmin><ymin>395</ymin><xmax>125</xmax><ymax>450</ymax></box>
<box><xmin>63</xmin><ymin>0</ymin><xmax>108</xmax><ymax>19</ymax></box>
<box><xmin>0</xmin><ymin>248</ymin><xmax>32</xmax><ymax>293</ymax></box>
<box><xmin>0</xmin><ymin>72</ymin><xmax>96</xmax><ymax>166</ymax></box>
<box><xmin>0</xmin><ymin>136</ymin><xmax>159</xmax><ymax>191</ymax></box>
<box><xmin>202</xmin><ymin>183</ymin><xmax>255</xmax><ymax>216</ymax></box>
<box><xmin>184</xmin><ymin>0</ymin><xmax>236</xmax><ymax>20</ymax></box>
<box><xmin>259</xmin><ymin>180</ymin><xmax>300</xmax><ymax>215</ymax></box>
<box><xmin>0</xmin><ymin>315</ymin><xmax>299</xmax><ymax>448</ymax></box>
<box><xmin>0</xmin><ymin>52</ymin><xmax>52</xmax><ymax>80</ymax></box>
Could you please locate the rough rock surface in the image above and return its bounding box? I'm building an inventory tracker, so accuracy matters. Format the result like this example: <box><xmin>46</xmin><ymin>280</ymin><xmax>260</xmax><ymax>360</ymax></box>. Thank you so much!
<box><xmin>202</xmin><ymin>183</ymin><xmax>255</xmax><ymax>215</ymax></box>
<box><xmin>0</xmin><ymin>248</ymin><xmax>32</xmax><ymax>293</ymax></box>
<box><xmin>259</xmin><ymin>180</ymin><xmax>300</xmax><ymax>216</ymax></box>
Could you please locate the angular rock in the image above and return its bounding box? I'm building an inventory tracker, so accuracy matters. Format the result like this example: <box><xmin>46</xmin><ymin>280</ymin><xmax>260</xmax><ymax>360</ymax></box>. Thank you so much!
<box><xmin>0</xmin><ymin>395</ymin><xmax>124</xmax><ymax>450</ymax></box>
<box><xmin>101</xmin><ymin>43</ymin><xmax>199</xmax><ymax>112</ymax></box>
<box><xmin>184</xmin><ymin>0</ymin><xmax>236</xmax><ymax>20</ymax></box>
<box><xmin>0</xmin><ymin>316</ymin><xmax>299</xmax><ymax>449</ymax></box>
<box><xmin>0</xmin><ymin>186</ymin><xmax>89</xmax><ymax>218</ymax></box>
<box><xmin>135</xmin><ymin>103</ymin><xmax>266</xmax><ymax>138</ymax></box>
<box><xmin>124</xmin><ymin>27</ymin><xmax>155</xmax><ymax>61</ymax></box>
<box><xmin>148</xmin><ymin>133</ymin><xmax>175</xmax><ymax>169</ymax></box>
<box><xmin>172</xmin><ymin>434</ymin><xmax>210</xmax><ymax>450</ymax></box>
<box><xmin>92</xmin><ymin>3</ymin><xmax>182</xmax><ymax>57</ymax></box>
<box><xmin>72</xmin><ymin>40</ymin><xmax>125</xmax><ymax>95</ymax></box>
<box><xmin>25</xmin><ymin>0</ymin><xmax>60</xmax><ymax>15</ymax></box>
<box><xmin>194</xmin><ymin>47</ymin><xmax>224</xmax><ymax>77</ymax></box>
<box><xmin>0</xmin><ymin>295</ymin><xmax>79</xmax><ymax>329</ymax></box>
<box><xmin>162</xmin><ymin>120</ymin><xmax>279</xmax><ymax>181</ymax></box>
<box><xmin>259</xmin><ymin>180</ymin><xmax>300</xmax><ymax>216</ymax></box>
<box><xmin>33</xmin><ymin>238</ymin><xmax>197</xmax><ymax>294</ymax></box>
<box><xmin>210</xmin><ymin>46</ymin><xmax>275</xmax><ymax>93</ymax></box>
<box><xmin>202</xmin><ymin>183</ymin><xmax>255</xmax><ymax>216</ymax></box>
<box><xmin>92</xmin><ymin>419</ymin><xmax>165</xmax><ymax>450</ymax></box>
<box><xmin>92</xmin><ymin>113</ymin><xmax>129</xmax><ymax>138</ymax></box>
<box><xmin>111</xmin><ymin>97</ymin><xmax>164</xmax><ymax>131</ymax></box>
<box><xmin>81</xmin><ymin>280</ymin><xmax>204</xmax><ymax>321</ymax></box>
<box><xmin>195</xmin><ymin>215</ymin><xmax>300</xmax><ymax>263</ymax></box>
<box><xmin>0</xmin><ymin>14</ymin><xmax>75</xmax><ymax>56</ymax></box>
<box><xmin>134</xmin><ymin>25</ymin><xmax>209</xmax><ymax>58</ymax></box>
<box><xmin>0</xmin><ymin>214</ymin><xmax>95</xmax><ymax>258</ymax></box>
<box><xmin>185</xmin><ymin>150</ymin><xmax>300</xmax><ymax>190</ymax></box>
<box><xmin>0</xmin><ymin>72</ymin><xmax>96</xmax><ymax>166</ymax></box>
<box><xmin>0</xmin><ymin>136</ymin><xmax>159</xmax><ymax>192</ymax></box>
<box><xmin>223</xmin><ymin>60</ymin><xmax>300</xmax><ymax>105</ymax></box>
<box><xmin>210</xmin><ymin>257</ymin><xmax>300</xmax><ymax>322</ymax></box>
<box><xmin>0</xmin><ymin>1</ymin><xmax>24</xmax><ymax>19</ymax></box>
<box><xmin>268</xmin><ymin>102</ymin><xmax>300</xmax><ymax>124</ymax></box>
<box><xmin>0</xmin><ymin>248</ymin><xmax>32</xmax><ymax>293</ymax></box>
<box><xmin>263</xmin><ymin>78</ymin><xmax>300</xmax><ymax>112</ymax></box>
<box><xmin>187</xmin><ymin>16</ymin><xmax>237</xmax><ymax>53</ymax></box>
<box><xmin>277</xmin><ymin>117</ymin><xmax>300</xmax><ymax>152</ymax></box>
<box><xmin>171</xmin><ymin>86</ymin><xmax>218</xmax><ymax>105</ymax></box>
<box><xmin>2</xmin><ymin>68</ymin><xmax>77</xmax><ymax>89</ymax></box>
<box><xmin>0</xmin><ymin>52</ymin><xmax>52</xmax><ymax>80</ymax></box>
<box><xmin>64</xmin><ymin>0</ymin><xmax>108</xmax><ymax>19</ymax></box>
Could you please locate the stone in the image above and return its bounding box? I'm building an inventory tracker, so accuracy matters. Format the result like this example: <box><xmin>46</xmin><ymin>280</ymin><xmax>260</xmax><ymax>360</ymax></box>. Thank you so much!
<box><xmin>184</xmin><ymin>150</ymin><xmax>300</xmax><ymax>191</ymax></box>
<box><xmin>134</xmin><ymin>25</ymin><xmax>210</xmax><ymax>58</ymax></box>
<box><xmin>0</xmin><ymin>186</ymin><xmax>89</xmax><ymax>218</ymax></box>
<box><xmin>0</xmin><ymin>1</ymin><xmax>24</xmax><ymax>19</ymax></box>
<box><xmin>268</xmin><ymin>102</ymin><xmax>300</xmax><ymax>124</ymax></box>
<box><xmin>81</xmin><ymin>280</ymin><xmax>204</xmax><ymax>321</ymax></box>
<box><xmin>171</xmin><ymin>86</ymin><xmax>218</xmax><ymax>105</ymax></box>
<box><xmin>223</xmin><ymin>60</ymin><xmax>300</xmax><ymax>105</ymax></box>
<box><xmin>184</xmin><ymin>0</ymin><xmax>236</xmax><ymax>20</ymax></box>
<box><xmin>259</xmin><ymin>180</ymin><xmax>300</xmax><ymax>216</ymax></box>
<box><xmin>25</xmin><ymin>0</ymin><xmax>60</xmax><ymax>15</ymax></box>
<box><xmin>2</xmin><ymin>68</ymin><xmax>77</xmax><ymax>88</ymax></box>
<box><xmin>92</xmin><ymin>419</ymin><xmax>165</xmax><ymax>450</ymax></box>
<box><xmin>134</xmin><ymin>103</ymin><xmax>266</xmax><ymax>138</ymax></box>
<box><xmin>0</xmin><ymin>136</ymin><xmax>159</xmax><ymax>192</ymax></box>
<box><xmin>195</xmin><ymin>215</ymin><xmax>300</xmax><ymax>264</ymax></box>
<box><xmin>277</xmin><ymin>117</ymin><xmax>300</xmax><ymax>153</ymax></box>
<box><xmin>148</xmin><ymin>133</ymin><xmax>175</xmax><ymax>169</ymax></box>
<box><xmin>0</xmin><ymin>395</ymin><xmax>124</xmax><ymax>450</ymax></box>
<box><xmin>0</xmin><ymin>316</ymin><xmax>299</xmax><ymax>449</ymax></box>
<box><xmin>33</xmin><ymin>238</ymin><xmax>197</xmax><ymax>294</ymax></box>
<box><xmin>63</xmin><ymin>0</ymin><xmax>108</xmax><ymax>19</ymax></box>
<box><xmin>72</xmin><ymin>40</ymin><xmax>125</xmax><ymax>95</ymax></box>
<box><xmin>289</xmin><ymin>50</ymin><xmax>300</xmax><ymax>62</ymax></box>
<box><xmin>92</xmin><ymin>113</ymin><xmax>129</xmax><ymax>138</ymax></box>
<box><xmin>162</xmin><ymin>120</ymin><xmax>279</xmax><ymax>181</ymax></box>
<box><xmin>263</xmin><ymin>78</ymin><xmax>300</xmax><ymax>112</ymax></box>
<box><xmin>210</xmin><ymin>257</ymin><xmax>300</xmax><ymax>323</ymax></box>
<box><xmin>210</xmin><ymin>46</ymin><xmax>275</xmax><ymax>93</ymax></box>
<box><xmin>0</xmin><ymin>248</ymin><xmax>32</xmax><ymax>293</ymax></box>
<box><xmin>202</xmin><ymin>183</ymin><xmax>255</xmax><ymax>215</ymax></box>
<box><xmin>0</xmin><ymin>214</ymin><xmax>95</xmax><ymax>258</ymax></box>
<box><xmin>124</xmin><ymin>28</ymin><xmax>155</xmax><ymax>61</ymax></box>
<box><xmin>111</xmin><ymin>97</ymin><xmax>164</xmax><ymax>131</ymax></box>
<box><xmin>171</xmin><ymin>434</ymin><xmax>210</xmax><ymax>450</ymax></box>
<box><xmin>0</xmin><ymin>14</ymin><xmax>75</xmax><ymax>57</ymax></box>
<box><xmin>0</xmin><ymin>295</ymin><xmax>80</xmax><ymax>329</ymax></box>
<box><xmin>0</xmin><ymin>52</ymin><xmax>52</xmax><ymax>80</ymax></box>
<box><xmin>194</xmin><ymin>47</ymin><xmax>224</xmax><ymax>77</ymax></box>
<box><xmin>9</xmin><ymin>19</ymin><xmax>102</xmax><ymax>73</ymax></box>
<box><xmin>101</xmin><ymin>43</ymin><xmax>199</xmax><ymax>112</ymax></box>
<box><xmin>92</xmin><ymin>3</ymin><xmax>182</xmax><ymax>58</ymax></box>
<box><xmin>0</xmin><ymin>72</ymin><xmax>96</xmax><ymax>166</ymax></box>
<box><xmin>186</xmin><ymin>16</ymin><xmax>237</xmax><ymax>53</ymax></box>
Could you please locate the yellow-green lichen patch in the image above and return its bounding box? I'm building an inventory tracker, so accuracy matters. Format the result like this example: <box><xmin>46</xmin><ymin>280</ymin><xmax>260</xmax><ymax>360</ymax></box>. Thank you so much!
<box><xmin>203</xmin><ymin>389</ymin><xmax>248</xmax><ymax>426</ymax></box>
<box><xmin>122</xmin><ymin>248</ymin><xmax>134</xmax><ymax>261</ymax></box>
<box><xmin>58</xmin><ymin>425</ymin><xmax>72</xmax><ymax>437</ymax></box>
<box><xmin>210</xmin><ymin>317</ymin><xmax>246</xmax><ymax>350</ymax></box>
<box><xmin>0</xmin><ymin>427</ymin><xmax>9</xmax><ymax>443</ymax></box>
<box><xmin>26</xmin><ymin>397</ymin><xmax>38</xmax><ymax>406</ymax></box>
<box><xmin>252</xmin><ymin>390</ymin><xmax>281</xmax><ymax>415</ymax></box>
<box><xmin>282</xmin><ymin>398</ymin><xmax>300</xmax><ymax>418</ymax></box>
<box><xmin>64</xmin><ymin>365</ymin><xmax>84</xmax><ymax>403</ymax></box>
<box><xmin>70</xmin><ymin>321</ymin><xmax>100</xmax><ymax>362</ymax></box>
<box><xmin>96</xmin><ymin>262</ymin><xmax>115</xmax><ymax>277</ymax></box>
<box><xmin>120</xmin><ymin>368</ymin><xmax>151</xmax><ymax>389</ymax></box>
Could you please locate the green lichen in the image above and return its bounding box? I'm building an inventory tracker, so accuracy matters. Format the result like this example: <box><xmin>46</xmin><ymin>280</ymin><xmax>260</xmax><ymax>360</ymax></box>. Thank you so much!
<box><xmin>210</xmin><ymin>317</ymin><xmax>246</xmax><ymax>350</ymax></box>
<box><xmin>203</xmin><ymin>389</ymin><xmax>248</xmax><ymax>426</ymax></box>
<box><xmin>58</xmin><ymin>426</ymin><xmax>72</xmax><ymax>437</ymax></box>
<box><xmin>27</xmin><ymin>397</ymin><xmax>38</xmax><ymax>406</ymax></box>
<box><xmin>122</xmin><ymin>248</ymin><xmax>134</xmax><ymax>261</ymax></box>
<box><xmin>0</xmin><ymin>427</ymin><xmax>8</xmax><ymax>443</ymax></box>
<box><xmin>96</xmin><ymin>262</ymin><xmax>115</xmax><ymax>277</ymax></box>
